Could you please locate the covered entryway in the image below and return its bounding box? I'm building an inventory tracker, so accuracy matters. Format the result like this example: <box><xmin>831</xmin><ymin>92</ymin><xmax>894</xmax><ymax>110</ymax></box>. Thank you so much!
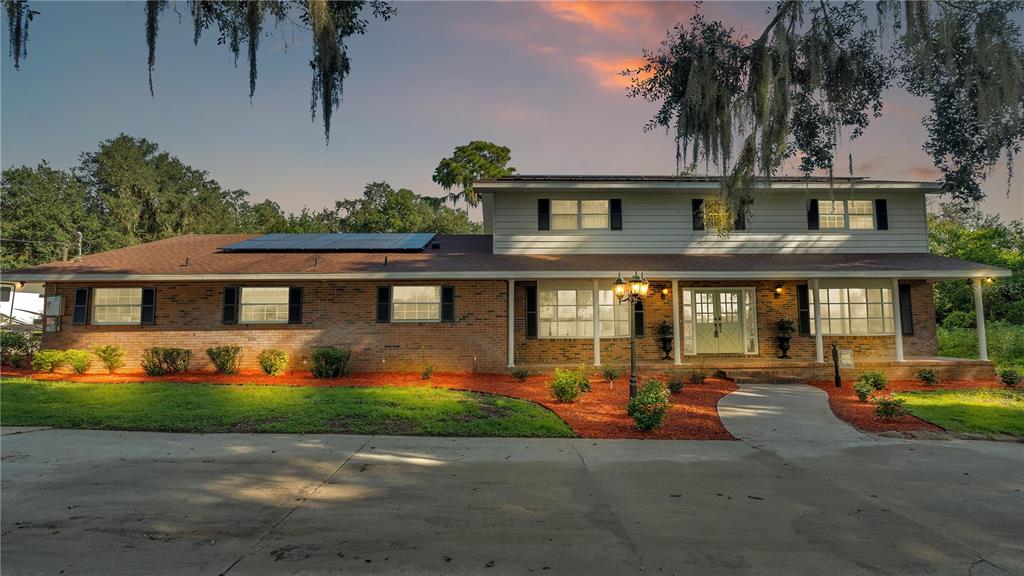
<box><xmin>693</xmin><ymin>289</ymin><xmax>745</xmax><ymax>354</ymax></box>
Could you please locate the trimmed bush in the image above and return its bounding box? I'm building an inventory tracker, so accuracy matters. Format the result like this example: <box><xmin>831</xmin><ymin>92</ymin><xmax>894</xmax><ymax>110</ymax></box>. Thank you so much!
<box><xmin>258</xmin><ymin>349</ymin><xmax>289</xmax><ymax>376</ymax></box>
<box><xmin>421</xmin><ymin>364</ymin><xmax>435</xmax><ymax>380</ymax></box>
<box><xmin>856</xmin><ymin>370</ymin><xmax>887</xmax><ymax>391</ymax></box>
<box><xmin>311</xmin><ymin>346</ymin><xmax>350</xmax><ymax>378</ymax></box>
<box><xmin>689</xmin><ymin>370</ymin><xmax>707</xmax><ymax>385</ymax></box>
<box><xmin>627</xmin><ymin>380</ymin><xmax>670</xmax><ymax>430</ymax></box>
<box><xmin>206</xmin><ymin>345</ymin><xmax>241</xmax><ymax>375</ymax></box>
<box><xmin>1</xmin><ymin>330</ymin><xmax>39</xmax><ymax>367</ymax></box>
<box><xmin>32</xmin><ymin>349</ymin><xmax>67</xmax><ymax>372</ymax></box>
<box><xmin>602</xmin><ymin>366</ymin><xmax>622</xmax><ymax>384</ymax></box>
<box><xmin>874</xmin><ymin>395</ymin><xmax>908</xmax><ymax>419</ymax></box>
<box><xmin>915</xmin><ymin>368</ymin><xmax>939</xmax><ymax>386</ymax></box>
<box><xmin>666</xmin><ymin>369</ymin><xmax>686</xmax><ymax>393</ymax></box>
<box><xmin>92</xmin><ymin>345</ymin><xmax>125</xmax><ymax>373</ymax></box>
<box><xmin>64</xmin><ymin>349</ymin><xmax>92</xmax><ymax>374</ymax></box>
<box><xmin>141</xmin><ymin>347</ymin><xmax>191</xmax><ymax>376</ymax></box>
<box><xmin>853</xmin><ymin>381</ymin><xmax>874</xmax><ymax>402</ymax></box>
<box><xmin>510</xmin><ymin>367</ymin><xmax>531</xmax><ymax>382</ymax></box>
<box><xmin>550</xmin><ymin>368</ymin><xmax>584</xmax><ymax>403</ymax></box>
<box><xmin>998</xmin><ymin>367</ymin><xmax>1021</xmax><ymax>387</ymax></box>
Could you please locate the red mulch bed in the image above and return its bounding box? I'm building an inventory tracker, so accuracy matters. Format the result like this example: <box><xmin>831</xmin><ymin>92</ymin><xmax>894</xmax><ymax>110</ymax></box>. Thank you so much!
<box><xmin>808</xmin><ymin>378</ymin><xmax>1002</xmax><ymax>434</ymax></box>
<box><xmin>2</xmin><ymin>368</ymin><xmax>738</xmax><ymax>440</ymax></box>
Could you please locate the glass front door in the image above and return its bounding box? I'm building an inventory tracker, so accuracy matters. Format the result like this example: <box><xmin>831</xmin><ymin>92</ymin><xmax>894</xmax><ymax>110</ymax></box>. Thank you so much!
<box><xmin>692</xmin><ymin>289</ymin><xmax>745</xmax><ymax>354</ymax></box>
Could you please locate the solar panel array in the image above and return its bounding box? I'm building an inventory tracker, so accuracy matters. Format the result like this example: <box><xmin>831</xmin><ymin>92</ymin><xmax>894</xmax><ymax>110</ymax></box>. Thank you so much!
<box><xmin>220</xmin><ymin>233</ymin><xmax>437</xmax><ymax>252</ymax></box>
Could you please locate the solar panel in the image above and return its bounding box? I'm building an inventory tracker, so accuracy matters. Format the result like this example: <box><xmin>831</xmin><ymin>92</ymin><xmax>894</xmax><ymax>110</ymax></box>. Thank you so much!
<box><xmin>220</xmin><ymin>233</ymin><xmax>437</xmax><ymax>252</ymax></box>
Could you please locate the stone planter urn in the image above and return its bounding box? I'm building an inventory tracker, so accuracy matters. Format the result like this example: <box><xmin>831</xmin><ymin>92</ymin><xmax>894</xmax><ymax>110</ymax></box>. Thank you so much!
<box><xmin>776</xmin><ymin>335</ymin><xmax>792</xmax><ymax>359</ymax></box>
<box><xmin>658</xmin><ymin>337</ymin><xmax>673</xmax><ymax>360</ymax></box>
<box><xmin>775</xmin><ymin>318</ymin><xmax>796</xmax><ymax>359</ymax></box>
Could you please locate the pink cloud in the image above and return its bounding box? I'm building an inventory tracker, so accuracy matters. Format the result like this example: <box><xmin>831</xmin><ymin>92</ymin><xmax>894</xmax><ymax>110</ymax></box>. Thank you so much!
<box><xmin>577</xmin><ymin>54</ymin><xmax>649</xmax><ymax>89</ymax></box>
<box><xmin>526</xmin><ymin>44</ymin><xmax>559</xmax><ymax>55</ymax></box>
<box><xmin>907</xmin><ymin>165</ymin><xmax>940</xmax><ymax>180</ymax></box>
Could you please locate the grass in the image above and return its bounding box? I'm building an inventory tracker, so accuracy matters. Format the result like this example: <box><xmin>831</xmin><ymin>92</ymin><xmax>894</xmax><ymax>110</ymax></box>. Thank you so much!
<box><xmin>0</xmin><ymin>378</ymin><xmax>574</xmax><ymax>437</ymax></box>
<box><xmin>893</xmin><ymin>389</ymin><xmax>1024</xmax><ymax>437</ymax></box>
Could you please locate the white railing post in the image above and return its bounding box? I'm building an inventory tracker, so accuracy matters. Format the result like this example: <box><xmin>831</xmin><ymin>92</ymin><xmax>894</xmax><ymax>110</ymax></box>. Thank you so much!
<box><xmin>507</xmin><ymin>279</ymin><xmax>515</xmax><ymax>368</ymax></box>
<box><xmin>592</xmin><ymin>279</ymin><xmax>601</xmax><ymax>367</ymax></box>
<box><xmin>811</xmin><ymin>278</ymin><xmax>824</xmax><ymax>364</ymax></box>
<box><xmin>891</xmin><ymin>278</ymin><xmax>904</xmax><ymax>362</ymax></box>
<box><xmin>973</xmin><ymin>278</ymin><xmax>988</xmax><ymax>361</ymax></box>
<box><xmin>672</xmin><ymin>279</ymin><xmax>682</xmax><ymax>365</ymax></box>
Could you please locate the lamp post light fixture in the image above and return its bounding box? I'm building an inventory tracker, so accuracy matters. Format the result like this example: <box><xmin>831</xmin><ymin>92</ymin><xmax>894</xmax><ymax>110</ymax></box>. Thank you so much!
<box><xmin>614</xmin><ymin>271</ymin><xmax>650</xmax><ymax>399</ymax></box>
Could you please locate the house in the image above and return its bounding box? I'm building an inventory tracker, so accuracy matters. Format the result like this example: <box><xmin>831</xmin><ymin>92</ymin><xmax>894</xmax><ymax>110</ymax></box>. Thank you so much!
<box><xmin>7</xmin><ymin>175</ymin><xmax>1009</xmax><ymax>380</ymax></box>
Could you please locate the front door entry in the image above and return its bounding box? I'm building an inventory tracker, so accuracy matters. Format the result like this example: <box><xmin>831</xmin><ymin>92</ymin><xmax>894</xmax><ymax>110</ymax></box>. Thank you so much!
<box><xmin>693</xmin><ymin>289</ymin><xmax>745</xmax><ymax>354</ymax></box>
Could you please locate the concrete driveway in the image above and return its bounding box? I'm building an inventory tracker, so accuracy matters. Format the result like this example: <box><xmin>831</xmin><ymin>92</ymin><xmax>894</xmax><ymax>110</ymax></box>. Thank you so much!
<box><xmin>2</xmin><ymin>423</ymin><xmax>1022</xmax><ymax>576</ymax></box>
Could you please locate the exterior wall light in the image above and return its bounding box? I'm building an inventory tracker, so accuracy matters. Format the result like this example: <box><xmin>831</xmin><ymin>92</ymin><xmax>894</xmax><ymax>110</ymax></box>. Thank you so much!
<box><xmin>774</xmin><ymin>283</ymin><xmax>783</xmax><ymax>299</ymax></box>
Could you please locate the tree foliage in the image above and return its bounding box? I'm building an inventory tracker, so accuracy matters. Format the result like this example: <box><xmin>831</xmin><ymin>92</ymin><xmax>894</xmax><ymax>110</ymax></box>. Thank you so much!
<box><xmin>337</xmin><ymin>182</ymin><xmax>482</xmax><ymax>234</ymax></box>
<box><xmin>628</xmin><ymin>0</ymin><xmax>1024</xmax><ymax>225</ymax></box>
<box><xmin>432</xmin><ymin>141</ymin><xmax>516</xmax><ymax>207</ymax></box>
<box><xmin>3</xmin><ymin>0</ymin><xmax>396</xmax><ymax>142</ymax></box>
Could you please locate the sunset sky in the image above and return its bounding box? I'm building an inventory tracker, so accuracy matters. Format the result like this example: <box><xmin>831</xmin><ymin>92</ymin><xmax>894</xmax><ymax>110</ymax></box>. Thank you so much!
<box><xmin>2</xmin><ymin>1</ymin><xmax>1021</xmax><ymax>220</ymax></box>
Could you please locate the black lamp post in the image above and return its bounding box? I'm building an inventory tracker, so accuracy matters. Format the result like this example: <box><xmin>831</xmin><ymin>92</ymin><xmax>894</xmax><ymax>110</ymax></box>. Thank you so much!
<box><xmin>614</xmin><ymin>272</ymin><xmax>650</xmax><ymax>399</ymax></box>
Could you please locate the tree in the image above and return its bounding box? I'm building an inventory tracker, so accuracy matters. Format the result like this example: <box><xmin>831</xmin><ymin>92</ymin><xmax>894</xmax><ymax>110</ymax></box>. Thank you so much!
<box><xmin>628</xmin><ymin>1</ymin><xmax>1023</xmax><ymax>227</ymax></box>
<box><xmin>432</xmin><ymin>141</ymin><xmax>516</xmax><ymax>207</ymax></box>
<box><xmin>337</xmin><ymin>181</ymin><xmax>482</xmax><ymax>234</ymax></box>
<box><xmin>3</xmin><ymin>0</ymin><xmax>396</xmax><ymax>142</ymax></box>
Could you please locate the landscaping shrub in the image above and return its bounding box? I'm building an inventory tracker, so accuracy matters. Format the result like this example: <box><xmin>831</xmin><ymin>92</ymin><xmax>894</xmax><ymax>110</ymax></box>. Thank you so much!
<box><xmin>602</xmin><ymin>365</ymin><xmax>622</xmax><ymax>384</ymax></box>
<box><xmin>853</xmin><ymin>381</ymin><xmax>874</xmax><ymax>402</ymax></box>
<box><xmin>141</xmin><ymin>347</ymin><xmax>191</xmax><ymax>376</ymax></box>
<box><xmin>938</xmin><ymin>322</ymin><xmax>1024</xmax><ymax>369</ymax></box>
<box><xmin>915</xmin><ymin>368</ymin><xmax>939</xmax><ymax>386</ymax></box>
<box><xmin>206</xmin><ymin>346</ymin><xmax>241</xmax><ymax>375</ymax></box>
<box><xmin>856</xmin><ymin>370</ymin><xmax>887</xmax><ymax>391</ymax></box>
<box><xmin>510</xmin><ymin>367</ymin><xmax>531</xmax><ymax>382</ymax></box>
<box><xmin>421</xmin><ymin>363</ymin><xmax>435</xmax><ymax>380</ymax></box>
<box><xmin>627</xmin><ymin>380</ymin><xmax>670</xmax><ymax>430</ymax></box>
<box><xmin>874</xmin><ymin>395</ymin><xmax>908</xmax><ymax>419</ymax></box>
<box><xmin>689</xmin><ymin>370</ymin><xmax>706</xmax><ymax>385</ymax></box>
<box><xmin>998</xmin><ymin>367</ymin><xmax>1021</xmax><ymax>387</ymax></box>
<box><xmin>311</xmin><ymin>346</ymin><xmax>351</xmax><ymax>378</ymax></box>
<box><xmin>258</xmin><ymin>349</ymin><xmax>289</xmax><ymax>376</ymax></box>
<box><xmin>1</xmin><ymin>330</ymin><xmax>39</xmax><ymax>367</ymax></box>
<box><xmin>550</xmin><ymin>368</ymin><xmax>584</xmax><ymax>402</ymax></box>
<box><xmin>31</xmin><ymin>349</ymin><xmax>67</xmax><ymax>372</ymax></box>
<box><xmin>63</xmin><ymin>349</ymin><xmax>92</xmax><ymax>374</ymax></box>
<box><xmin>92</xmin><ymin>345</ymin><xmax>125</xmax><ymax>373</ymax></box>
<box><xmin>666</xmin><ymin>369</ymin><xmax>686</xmax><ymax>393</ymax></box>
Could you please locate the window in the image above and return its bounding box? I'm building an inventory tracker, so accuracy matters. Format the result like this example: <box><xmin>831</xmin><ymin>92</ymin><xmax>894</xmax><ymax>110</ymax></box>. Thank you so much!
<box><xmin>817</xmin><ymin>199</ymin><xmax>875</xmax><ymax>230</ymax></box>
<box><xmin>240</xmin><ymin>287</ymin><xmax>290</xmax><ymax>323</ymax></box>
<box><xmin>581</xmin><ymin>200</ymin><xmax>609</xmax><ymax>229</ymax></box>
<box><xmin>810</xmin><ymin>287</ymin><xmax>893</xmax><ymax>335</ymax></box>
<box><xmin>819</xmin><ymin>200</ymin><xmax>846</xmax><ymax>229</ymax></box>
<box><xmin>392</xmin><ymin>286</ymin><xmax>441</xmax><ymax>322</ymax></box>
<box><xmin>551</xmin><ymin>200</ymin><xmax>579</xmax><ymax>230</ymax></box>
<box><xmin>549</xmin><ymin>200</ymin><xmax>611</xmax><ymax>230</ymax></box>
<box><xmin>847</xmin><ymin>200</ymin><xmax>875</xmax><ymax>229</ymax></box>
<box><xmin>93</xmin><ymin>288</ymin><xmax>142</xmax><ymax>324</ymax></box>
<box><xmin>538</xmin><ymin>288</ymin><xmax>629</xmax><ymax>339</ymax></box>
<box><xmin>0</xmin><ymin>286</ymin><xmax>11</xmax><ymax>302</ymax></box>
<box><xmin>598</xmin><ymin>290</ymin><xmax>630</xmax><ymax>337</ymax></box>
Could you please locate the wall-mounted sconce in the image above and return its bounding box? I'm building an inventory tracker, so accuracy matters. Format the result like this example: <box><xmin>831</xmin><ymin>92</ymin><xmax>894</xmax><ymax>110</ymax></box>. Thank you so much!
<box><xmin>984</xmin><ymin>277</ymin><xmax>994</xmax><ymax>284</ymax></box>
<box><xmin>660</xmin><ymin>286</ymin><xmax>670</xmax><ymax>301</ymax></box>
<box><xmin>774</xmin><ymin>283</ymin><xmax>783</xmax><ymax>299</ymax></box>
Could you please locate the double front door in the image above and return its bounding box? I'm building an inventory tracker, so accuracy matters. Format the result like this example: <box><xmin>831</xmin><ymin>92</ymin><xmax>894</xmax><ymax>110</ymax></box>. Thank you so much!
<box><xmin>693</xmin><ymin>289</ymin><xmax>744</xmax><ymax>354</ymax></box>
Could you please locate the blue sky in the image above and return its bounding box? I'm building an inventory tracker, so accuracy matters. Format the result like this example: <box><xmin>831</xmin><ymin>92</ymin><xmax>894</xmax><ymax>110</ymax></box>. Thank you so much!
<box><xmin>2</xmin><ymin>1</ymin><xmax>1020</xmax><ymax>220</ymax></box>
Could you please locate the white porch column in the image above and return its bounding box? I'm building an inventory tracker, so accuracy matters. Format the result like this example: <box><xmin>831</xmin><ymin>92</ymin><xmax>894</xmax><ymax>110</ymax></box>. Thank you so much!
<box><xmin>973</xmin><ymin>278</ymin><xmax>988</xmax><ymax>361</ymax></box>
<box><xmin>671</xmin><ymin>279</ymin><xmax>682</xmax><ymax>365</ymax></box>
<box><xmin>592</xmin><ymin>279</ymin><xmax>601</xmax><ymax>366</ymax></box>
<box><xmin>891</xmin><ymin>278</ymin><xmax>905</xmax><ymax>362</ymax></box>
<box><xmin>507</xmin><ymin>279</ymin><xmax>515</xmax><ymax>368</ymax></box>
<box><xmin>810</xmin><ymin>278</ymin><xmax>824</xmax><ymax>364</ymax></box>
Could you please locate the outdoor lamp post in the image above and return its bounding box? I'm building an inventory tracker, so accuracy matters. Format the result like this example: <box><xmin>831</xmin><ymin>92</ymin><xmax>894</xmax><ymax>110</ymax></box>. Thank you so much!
<box><xmin>614</xmin><ymin>272</ymin><xmax>650</xmax><ymax>399</ymax></box>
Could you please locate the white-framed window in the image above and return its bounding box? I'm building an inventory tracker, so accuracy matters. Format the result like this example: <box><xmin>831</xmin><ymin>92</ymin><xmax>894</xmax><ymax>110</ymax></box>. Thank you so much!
<box><xmin>598</xmin><ymin>290</ymin><xmax>630</xmax><ymax>337</ymax></box>
<box><xmin>581</xmin><ymin>200</ymin><xmax>610</xmax><ymax>229</ymax></box>
<box><xmin>817</xmin><ymin>199</ymin><xmax>875</xmax><ymax>230</ymax></box>
<box><xmin>819</xmin><ymin>200</ymin><xmax>846</xmax><ymax>229</ymax></box>
<box><xmin>538</xmin><ymin>287</ymin><xmax>629</xmax><ymax>339</ymax></box>
<box><xmin>551</xmin><ymin>200</ymin><xmax>579</xmax><ymax>230</ymax></box>
<box><xmin>240</xmin><ymin>287</ymin><xmax>290</xmax><ymax>323</ymax></box>
<box><xmin>847</xmin><ymin>200</ymin><xmax>875</xmax><ymax>229</ymax></box>
<box><xmin>392</xmin><ymin>285</ymin><xmax>441</xmax><ymax>322</ymax></box>
<box><xmin>810</xmin><ymin>287</ymin><xmax>893</xmax><ymax>335</ymax></box>
<box><xmin>93</xmin><ymin>287</ymin><xmax>142</xmax><ymax>325</ymax></box>
<box><xmin>549</xmin><ymin>200</ymin><xmax>610</xmax><ymax>230</ymax></box>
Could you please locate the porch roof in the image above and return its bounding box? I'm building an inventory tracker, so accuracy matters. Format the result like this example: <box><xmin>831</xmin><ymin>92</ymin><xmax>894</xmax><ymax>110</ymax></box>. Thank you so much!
<box><xmin>6</xmin><ymin>234</ymin><xmax>1009</xmax><ymax>282</ymax></box>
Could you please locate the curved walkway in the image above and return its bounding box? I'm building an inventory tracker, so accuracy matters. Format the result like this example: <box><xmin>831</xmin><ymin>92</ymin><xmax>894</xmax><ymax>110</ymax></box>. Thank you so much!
<box><xmin>719</xmin><ymin>383</ymin><xmax>886</xmax><ymax>457</ymax></box>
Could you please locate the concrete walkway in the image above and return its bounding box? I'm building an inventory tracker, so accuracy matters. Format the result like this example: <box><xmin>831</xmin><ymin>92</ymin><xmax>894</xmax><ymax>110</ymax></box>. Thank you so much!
<box><xmin>718</xmin><ymin>383</ymin><xmax>884</xmax><ymax>457</ymax></box>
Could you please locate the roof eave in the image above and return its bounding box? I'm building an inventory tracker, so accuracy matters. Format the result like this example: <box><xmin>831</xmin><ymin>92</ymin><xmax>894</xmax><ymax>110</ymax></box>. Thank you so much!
<box><xmin>474</xmin><ymin>180</ymin><xmax>943</xmax><ymax>192</ymax></box>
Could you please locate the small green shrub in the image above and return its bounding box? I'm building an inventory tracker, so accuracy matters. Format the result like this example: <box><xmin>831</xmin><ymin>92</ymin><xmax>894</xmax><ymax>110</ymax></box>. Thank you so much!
<box><xmin>258</xmin><ymin>349</ymin><xmax>289</xmax><ymax>376</ymax></box>
<box><xmin>853</xmin><ymin>381</ymin><xmax>874</xmax><ymax>402</ymax></box>
<box><xmin>141</xmin><ymin>347</ymin><xmax>191</xmax><ymax>376</ymax></box>
<box><xmin>940</xmin><ymin>310</ymin><xmax>976</xmax><ymax>331</ymax></box>
<box><xmin>206</xmin><ymin>346</ymin><xmax>241</xmax><ymax>375</ymax></box>
<box><xmin>92</xmin><ymin>345</ymin><xmax>125</xmax><ymax>373</ymax></box>
<box><xmin>602</xmin><ymin>365</ymin><xmax>622</xmax><ymax>383</ymax></box>
<box><xmin>874</xmin><ymin>395</ymin><xmax>908</xmax><ymax>419</ymax></box>
<box><xmin>998</xmin><ymin>367</ymin><xmax>1021</xmax><ymax>387</ymax></box>
<box><xmin>421</xmin><ymin>364</ymin><xmax>435</xmax><ymax>380</ymax></box>
<box><xmin>510</xmin><ymin>367</ymin><xmax>531</xmax><ymax>382</ymax></box>
<box><xmin>1</xmin><ymin>330</ymin><xmax>39</xmax><ymax>367</ymax></box>
<box><xmin>550</xmin><ymin>368</ymin><xmax>584</xmax><ymax>402</ymax></box>
<box><xmin>31</xmin><ymin>349</ymin><xmax>67</xmax><ymax>372</ymax></box>
<box><xmin>666</xmin><ymin>369</ymin><xmax>686</xmax><ymax>393</ymax></box>
<box><xmin>63</xmin><ymin>349</ymin><xmax>93</xmax><ymax>374</ymax></box>
<box><xmin>311</xmin><ymin>346</ymin><xmax>350</xmax><ymax>378</ymax></box>
<box><xmin>915</xmin><ymin>368</ymin><xmax>939</xmax><ymax>386</ymax></box>
<box><xmin>856</xmin><ymin>370</ymin><xmax>887</xmax><ymax>391</ymax></box>
<box><xmin>627</xmin><ymin>380</ymin><xmax>671</xmax><ymax>430</ymax></box>
<box><xmin>689</xmin><ymin>370</ymin><xmax>706</xmax><ymax>385</ymax></box>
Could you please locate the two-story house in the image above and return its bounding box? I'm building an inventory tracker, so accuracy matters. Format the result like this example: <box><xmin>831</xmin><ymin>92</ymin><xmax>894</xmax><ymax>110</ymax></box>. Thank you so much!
<box><xmin>9</xmin><ymin>175</ymin><xmax>1009</xmax><ymax>380</ymax></box>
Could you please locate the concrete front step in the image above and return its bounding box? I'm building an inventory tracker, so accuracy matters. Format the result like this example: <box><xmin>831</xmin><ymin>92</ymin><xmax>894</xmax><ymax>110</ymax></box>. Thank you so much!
<box><xmin>732</xmin><ymin>376</ymin><xmax>808</xmax><ymax>385</ymax></box>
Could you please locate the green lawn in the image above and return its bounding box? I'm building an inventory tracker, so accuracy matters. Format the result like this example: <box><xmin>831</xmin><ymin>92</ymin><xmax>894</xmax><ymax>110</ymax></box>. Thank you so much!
<box><xmin>894</xmin><ymin>389</ymin><xmax>1024</xmax><ymax>437</ymax></box>
<box><xmin>0</xmin><ymin>378</ymin><xmax>574</xmax><ymax>437</ymax></box>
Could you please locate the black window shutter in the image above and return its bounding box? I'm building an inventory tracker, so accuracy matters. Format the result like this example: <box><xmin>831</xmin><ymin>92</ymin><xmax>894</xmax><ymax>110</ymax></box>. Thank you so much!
<box><xmin>733</xmin><ymin>210</ymin><xmax>746</xmax><ymax>231</ymax></box>
<box><xmin>807</xmin><ymin>199</ymin><xmax>820</xmax><ymax>230</ymax></box>
<box><xmin>797</xmin><ymin>285</ymin><xmax>811</xmax><ymax>336</ymax></box>
<box><xmin>634</xmin><ymin>301</ymin><xmax>645</xmax><ymax>337</ymax></box>
<box><xmin>288</xmin><ymin>287</ymin><xmax>303</xmax><ymax>325</ymax></box>
<box><xmin>72</xmin><ymin>288</ymin><xmax>90</xmax><ymax>325</ymax></box>
<box><xmin>899</xmin><ymin>283</ymin><xmax>914</xmax><ymax>336</ymax></box>
<box><xmin>441</xmin><ymin>286</ymin><xmax>455</xmax><ymax>322</ymax></box>
<box><xmin>691</xmin><ymin>199</ymin><xmax>705</xmax><ymax>230</ymax></box>
<box><xmin>376</xmin><ymin>286</ymin><xmax>392</xmax><ymax>323</ymax></box>
<box><xmin>538</xmin><ymin>199</ymin><xmax>550</xmax><ymax>231</ymax></box>
<box><xmin>875</xmin><ymin>199</ymin><xmax>889</xmax><ymax>230</ymax></box>
<box><xmin>525</xmin><ymin>285</ymin><xmax>538</xmax><ymax>339</ymax></box>
<box><xmin>610</xmin><ymin>199</ymin><xmax>623</xmax><ymax>230</ymax></box>
<box><xmin>223</xmin><ymin>287</ymin><xmax>238</xmax><ymax>325</ymax></box>
<box><xmin>140</xmin><ymin>287</ymin><xmax>156</xmax><ymax>325</ymax></box>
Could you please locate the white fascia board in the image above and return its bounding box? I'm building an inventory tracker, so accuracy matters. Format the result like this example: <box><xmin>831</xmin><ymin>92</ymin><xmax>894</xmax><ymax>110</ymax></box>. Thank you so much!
<box><xmin>474</xmin><ymin>181</ymin><xmax>943</xmax><ymax>192</ymax></box>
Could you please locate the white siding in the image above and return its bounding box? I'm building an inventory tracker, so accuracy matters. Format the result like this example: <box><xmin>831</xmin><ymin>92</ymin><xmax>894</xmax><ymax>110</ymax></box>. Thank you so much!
<box><xmin>491</xmin><ymin>188</ymin><xmax>929</xmax><ymax>254</ymax></box>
